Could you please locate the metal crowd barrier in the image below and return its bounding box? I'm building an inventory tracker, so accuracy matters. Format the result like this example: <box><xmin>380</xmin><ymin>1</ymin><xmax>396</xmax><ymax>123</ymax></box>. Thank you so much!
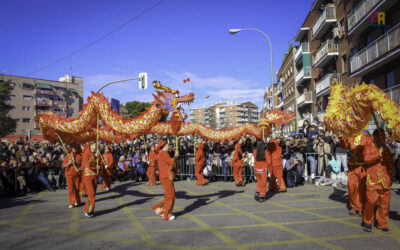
<box><xmin>175</xmin><ymin>153</ymin><xmax>256</xmax><ymax>181</ymax></box>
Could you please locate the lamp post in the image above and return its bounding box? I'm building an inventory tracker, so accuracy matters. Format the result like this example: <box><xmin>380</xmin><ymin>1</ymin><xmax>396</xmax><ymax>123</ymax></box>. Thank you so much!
<box><xmin>228</xmin><ymin>28</ymin><xmax>275</xmax><ymax>111</ymax></box>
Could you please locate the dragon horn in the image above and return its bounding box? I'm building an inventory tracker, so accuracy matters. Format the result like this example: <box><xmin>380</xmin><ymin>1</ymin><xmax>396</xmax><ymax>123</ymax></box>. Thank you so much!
<box><xmin>152</xmin><ymin>81</ymin><xmax>179</xmax><ymax>95</ymax></box>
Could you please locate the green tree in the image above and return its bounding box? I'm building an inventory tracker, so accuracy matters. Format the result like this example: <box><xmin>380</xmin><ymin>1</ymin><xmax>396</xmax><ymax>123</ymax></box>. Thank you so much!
<box><xmin>0</xmin><ymin>80</ymin><xmax>17</xmax><ymax>137</ymax></box>
<box><xmin>122</xmin><ymin>101</ymin><xmax>167</xmax><ymax>122</ymax></box>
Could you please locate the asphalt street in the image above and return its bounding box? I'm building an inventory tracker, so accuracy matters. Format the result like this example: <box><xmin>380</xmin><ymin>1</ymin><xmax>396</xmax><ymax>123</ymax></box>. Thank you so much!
<box><xmin>0</xmin><ymin>180</ymin><xmax>400</xmax><ymax>250</ymax></box>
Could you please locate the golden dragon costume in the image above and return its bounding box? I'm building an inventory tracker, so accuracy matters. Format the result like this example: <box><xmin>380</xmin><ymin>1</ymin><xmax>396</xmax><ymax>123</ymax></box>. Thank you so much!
<box><xmin>324</xmin><ymin>79</ymin><xmax>400</xmax><ymax>139</ymax></box>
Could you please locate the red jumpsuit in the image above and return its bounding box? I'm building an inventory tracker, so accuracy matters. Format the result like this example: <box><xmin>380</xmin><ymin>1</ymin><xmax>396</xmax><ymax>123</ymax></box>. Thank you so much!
<box><xmin>195</xmin><ymin>142</ymin><xmax>207</xmax><ymax>186</ymax></box>
<box><xmin>151</xmin><ymin>150</ymin><xmax>176</xmax><ymax>220</ymax></box>
<box><xmin>146</xmin><ymin>150</ymin><xmax>157</xmax><ymax>186</ymax></box>
<box><xmin>340</xmin><ymin>135</ymin><xmax>368</xmax><ymax>213</ymax></box>
<box><xmin>362</xmin><ymin>135</ymin><xmax>395</xmax><ymax>229</ymax></box>
<box><xmin>81</xmin><ymin>145</ymin><xmax>98</xmax><ymax>214</ymax></box>
<box><xmin>253</xmin><ymin>149</ymin><xmax>267</xmax><ymax>197</ymax></box>
<box><xmin>267</xmin><ymin>139</ymin><xmax>286</xmax><ymax>192</ymax></box>
<box><xmin>100</xmin><ymin>152</ymin><xmax>114</xmax><ymax>191</ymax></box>
<box><xmin>62</xmin><ymin>152</ymin><xmax>82</xmax><ymax>206</ymax></box>
<box><xmin>231</xmin><ymin>144</ymin><xmax>244</xmax><ymax>185</ymax></box>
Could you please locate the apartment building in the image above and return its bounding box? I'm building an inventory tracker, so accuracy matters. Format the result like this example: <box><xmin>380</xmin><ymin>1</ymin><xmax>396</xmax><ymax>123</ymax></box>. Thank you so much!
<box><xmin>261</xmin><ymin>82</ymin><xmax>283</xmax><ymax>117</ymax></box>
<box><xmin>1</xmin><ymin>74</ymin><xmax>84</xmax><ymax>135</ymax></box>
<box><xmin>190</xmin><ymin>100</ymin><xmax>259</xmax><ymax>129</ymax></box>
<box><xmin>277</xmin><ymin>46</ymin><xmax>298</xmax><ymax>136</ymax></box>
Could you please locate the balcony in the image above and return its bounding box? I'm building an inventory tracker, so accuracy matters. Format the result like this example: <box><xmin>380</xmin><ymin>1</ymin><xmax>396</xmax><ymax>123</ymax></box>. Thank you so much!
<box><xmin>315</xmin><ymin>73</ymin><xmax>341</xmax><ymax>96</ymax></box>
<box><xmin>383</xmin><ymin>85</ymin><xmax>400</xmax><ymax>105</ymax></box>
<box><xmin>53</xmin><ymin>101</ymin><xmax>67</xmax><ymax>108</ymax></box>
<box><xmin>312</xmin><ymin>5</ymin><xmax>337</xmax><ymax>39</ymax></box>
<box><xmin>36</xmin><ymin>89</ymin><xmax>56</xmax><ymax>96</ymax></box>
<box><xmin>296</xmin><ymin>91</ymin><xmax>313</xmax><ymax>107</ymax></box>
<box><xmin>276</xmin><ymin>101</ymin><xmax>284</xmax><ymax>109</ymax></box>
<box><xmin>295</xmin><ymin>67</ymin><xmax>312</xmax><ymax>85</ymax></box>
<box><xmin>350</xmin><ymin>23</ymin><xmax>400</xmax><ymax>77</ymax></box>
<box><xmin>347</xmin><ymin>0</ymin><xmax>396</xmax><ymax>35</ymax></box>
<box><xmin>295</xmin><ymin>42</ymin><xmax>310</xmax><ymax>62</ymax></box>
<box><xmin>294</xmin><ymin>27</ymin><xmax>309</xmax><ymax>42</ymax></box>
<box><xmin>313</xmin><ymin>40</ymin><xmax>338</xmax><ymax>68</ymax></box>
<box><xmin>35</xmin><ymin>99</ymin><xmax>52</xmax><ymax>107</ymax></box>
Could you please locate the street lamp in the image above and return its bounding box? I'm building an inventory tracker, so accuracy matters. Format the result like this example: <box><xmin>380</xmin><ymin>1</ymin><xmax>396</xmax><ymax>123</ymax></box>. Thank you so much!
<box><xmin>228</xmin><ymin>28</ymin><xmax>275</xmax><ymax>110</ymax></box>
<box><xmin>96</xmin><ymin>72</ymin><xmax>148</xmax><ymax>93</ymax></box>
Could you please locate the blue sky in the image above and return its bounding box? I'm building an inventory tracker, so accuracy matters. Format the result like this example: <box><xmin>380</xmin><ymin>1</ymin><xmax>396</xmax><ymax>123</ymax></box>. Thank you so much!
<box><xmin>1</xmin><ymin>0</ymin><xmax>314</xmax><ymax>111</ymax></box>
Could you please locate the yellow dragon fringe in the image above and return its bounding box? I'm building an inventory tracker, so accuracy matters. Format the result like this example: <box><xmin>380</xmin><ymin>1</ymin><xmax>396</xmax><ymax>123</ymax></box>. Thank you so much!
<box><xmin>324</xmin><ymin>79</ymin><xmax>400</xmax><ymax>139</ymax></box>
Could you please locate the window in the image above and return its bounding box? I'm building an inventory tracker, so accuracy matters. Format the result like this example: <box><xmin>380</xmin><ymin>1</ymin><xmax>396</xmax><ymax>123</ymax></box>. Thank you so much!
<box><xmin>22</xmin><ymin>95</ymin><xmax>33</xmax><ymax>100</ymax></box>
<box><xmin>342</xmin><ymin>54</ymin><xmax>347</xmax><ymax>73</ymax></box>
<box><xmin>9</xmin><ymin>82</ymin><xmax>15</xmax><ymax>89</ymax></box>
<box><xmin>386</xmin><ymin>71</ymin><xmax>395</xmax><ymax>89</ymax></box>
<box><xmin>340</xmin><ymin>19</ymin><xmax>345</xmax><ymax>36</ymax></box>
<box><xmin>22</xmin><ymin>83</ymin><xmax>34</xmax><ymax>89</ymax></box>
<box><xmin>22</xmin><ymin>118</ymin><xmax>30</xmax><ymax>123</ymax></box>
<box><xmin>5</xmin><ymin>95</ymin><xmax>15</xmax><ymax>100</ymax></box>
<box><xmin>22</xmin><ymin>106</ymin><xmax>31</xmax><ymax>111</ymax></box>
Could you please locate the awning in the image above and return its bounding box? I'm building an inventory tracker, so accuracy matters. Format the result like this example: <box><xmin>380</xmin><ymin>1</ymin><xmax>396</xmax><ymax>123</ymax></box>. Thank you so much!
<box><xmin>68</xmin><ymin>88</ymin><xmax>77</xmax><ymax>93</ymax></box>
<box><xmin>36</xmin><ymin>83</ymin><xmax>52</xmax><ymax>89</ymax></box>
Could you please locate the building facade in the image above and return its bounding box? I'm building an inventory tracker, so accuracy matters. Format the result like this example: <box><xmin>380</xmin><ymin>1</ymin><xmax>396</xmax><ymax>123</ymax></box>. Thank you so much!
<box><xmin>277</xmin><ymin>46</ymin><xmax>298</xmax><ymax>136</ymax></box>
<box><xmin>289</xmin><ymin>0</ymin><xmax>399</xmax><ymax>132</ymax></box>
<box><xmin>190</xmin><ymin>100</ymin><xmax>259</xmax><ymax>129</ymax></box>
<box><xmin>1</xmin><ymin>74</ymin><xmax>84</xmax><ymax>135</ymax></box>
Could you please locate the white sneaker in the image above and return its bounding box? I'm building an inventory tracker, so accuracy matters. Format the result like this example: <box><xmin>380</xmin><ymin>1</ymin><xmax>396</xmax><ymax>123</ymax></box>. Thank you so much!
<box><xmin>315</xmin><ymin>182</ymin><xmax>320</xmax><ymax>187</ymax></box>
<box><xmin>74</xmin><ymin>202</ymin><xmax>78</xmax><ymax>206</ymax></box>
<box><xmin>168</xmin><ymin>215</ymin><xmax>176</xmax><ymax>221</ymax></box>
<box><xmin>106</xmin><ymin>187</ymin><xmax>110</xmax><ymax>191</ymax></box>
<box><xmin>68</xmin><ymin>205</ymin><xmax>74</xmax><ymax>209</ymax></box>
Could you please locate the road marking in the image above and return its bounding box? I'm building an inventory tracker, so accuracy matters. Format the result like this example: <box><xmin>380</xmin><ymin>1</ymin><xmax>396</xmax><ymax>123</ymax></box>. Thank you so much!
<box><xmin>13</xmin><ymin>191</ymin><xmax>45</xmax><ymax>224</ymax></box>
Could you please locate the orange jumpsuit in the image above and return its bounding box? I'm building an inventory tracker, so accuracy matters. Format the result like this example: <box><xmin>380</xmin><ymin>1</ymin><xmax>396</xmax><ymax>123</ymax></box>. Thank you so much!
<box><xmin>253</xmin><ymin>149</ymin><xmax>267</xmax><ymax>197</ymax></box>
<box><xmin>81</xmin><ymin>145</ymin><xmax>98</xmax><ymax>214</ymax></box>
<box><xmin>231</xmin><ymin>144</ymin><xmax>244</xmax><ymax>185</ymax></box>
<box><xmin>195</xmin><ymin>142</ymin><xmax>207</xmax><ymax>186</ymax></box>
<box><xmin>151</xmin><ymin>150</ymin><xmax>176</xmax><ymax>220</ymax></box>
<box><xmin>100</xmin><ymin>152</ymin><xmax>114</xmax><ymax>191</ymax></box>
<box><xmin>62</xmin><ymin>152</ymin><xmax>82</xmax><ymax>206</ymax></box>
<box><xmin>340</xmin><ymin>136</ymin><xmax>368</xmax><ymax>213</ymax></box>
<box><xmin>146</xmin><ymin>150</ymin><xmax>157</xmax><ymax>186</ymax></box>
<box><xmin>363</xmin><ymin>135</ymin><xmax>395</xmax><ymax>229</ymax></box>
<box><xmin>267</xmin><ymin>139</ymin><xmax>286</xmax><ymax>191</ymax></box>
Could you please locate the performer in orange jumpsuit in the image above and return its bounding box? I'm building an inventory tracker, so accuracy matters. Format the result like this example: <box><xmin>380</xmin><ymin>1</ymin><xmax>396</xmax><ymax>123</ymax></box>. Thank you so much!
<box><xmin>362</xmin><ymin>130</ymin><xmax>395</xmax><ymax>233</ymax></box>
<box><xmin>100</xmin><ymin>146</ymin><xmax>114</xmax><ymax>191</ymax></box>
<box><xmin>151</xmin><ymin>141</ymin><xmax>178</xmax><ymax>221</ymax></box>
<box><xmin>81</xmin><ymin>142</ymin><xmax>99</xmax><ymax>217</ymax></box>
<box><xmin>267</xmin><ymin>138</ymin><xmax>286</xmax><ymax>192</ymax></box>
<box><xmin>340</xmin><ymin>134</ymin><xmax>368</xmax><ymax>216</ymax></box>
<box><xmin>62</xmin><ymin>144</ymin><xmax>82</xmax><ymax>208</ymax></box>
<box><xmin>195</xmin><ymin>142</ymin><xmax>208</xmax><ymax>186</ymax></box>
<box><xmin>146</xmin><ymin>145</ymin><xmax>157</xmax><ymax>186</ymax></box>
<box><xmin>232</xmin><ymin>142</ymin><xmax>245</xmax><ymax>187</ymax></box>
<box><xmin>253</xmin><ymin>139</ymin><xmax>267</xmax><ymax>202</ymax></box>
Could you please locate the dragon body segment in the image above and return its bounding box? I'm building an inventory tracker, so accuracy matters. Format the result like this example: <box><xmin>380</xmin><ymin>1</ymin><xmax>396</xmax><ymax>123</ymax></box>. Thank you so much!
<box><xmin>324</xmin><ymin>80</ymin><xmax>400</xmax><ymax>138</ymax></box>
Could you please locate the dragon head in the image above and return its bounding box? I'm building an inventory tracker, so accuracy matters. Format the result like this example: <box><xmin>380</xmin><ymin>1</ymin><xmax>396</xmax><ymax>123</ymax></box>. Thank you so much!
<box><xmin>152</xmin><ymin>81</ymin><xmax>194</xmax><ymax>123</ymax></box>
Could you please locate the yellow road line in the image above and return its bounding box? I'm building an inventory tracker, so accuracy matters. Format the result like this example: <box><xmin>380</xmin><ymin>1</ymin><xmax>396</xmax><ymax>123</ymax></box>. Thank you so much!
<box><xmin>14</xmin><ymin>191</ymin><xmax>45</xmax><ymax>224</ymax></box>
<box><xmin>139</xmin><ymin>184</ymin><xmax>247</xmax><ymax>250</ymax></box>
<box><xmin>70</xmin><ymin>207</ymin><xmax>79</xmax><ymax>233</ymax></box>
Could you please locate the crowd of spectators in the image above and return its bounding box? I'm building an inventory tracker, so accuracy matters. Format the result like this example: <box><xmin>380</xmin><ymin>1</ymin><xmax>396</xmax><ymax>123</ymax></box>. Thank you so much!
<box><xmin>1</xmin><ymin>121</ymin><xmax>400</xmax><ymax>197</ymax></box>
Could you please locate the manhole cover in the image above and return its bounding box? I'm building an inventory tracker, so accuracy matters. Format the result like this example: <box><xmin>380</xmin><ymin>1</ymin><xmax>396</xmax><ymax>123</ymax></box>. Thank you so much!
<box><xmin>295</xmin><ymin>194</ymin><xmax>320</xmax><ymax>198</ymax></box>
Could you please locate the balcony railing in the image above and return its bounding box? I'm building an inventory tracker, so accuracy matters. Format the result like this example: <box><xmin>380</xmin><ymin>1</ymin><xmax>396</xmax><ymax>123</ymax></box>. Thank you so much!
<box><xmin>295</xmin><ymin>67</ymin><xmax>312</xmax><ymax>84</ymax></box>
<box><xmin>313</xmin><ymin>40</ymin><xmax>338</xmax><ymax>66</ymax></box>
<box><xmin>316</xmin><ymin>73</ymin><xmax>341</xmax><ymax>96</ymax></box>
<box><xmin>296</xmin><ymin>91</ymin><xmax>313</xmax><ymax>106</ymax></box>
<box><xmin>347</xmin><ymin>0</ymin><xmax>380</xmax><ymax>32</ymax></box>
<box><xmin>36</xmin><ymin>89</ymin><xmax>56</xmax><ymax>96</ymax></box>
<box><xmin>53</xmin><ymin>101</ymin><xmax>67</xmax><ymax>107</ymax></box>
<box><xmin>295</xmin><ymin>42</ymin><xmax>310</xmax><ymax>61</ymax></box>
<box><xmin>35</xmin><ymin>100</ymin><xmax>52</xmax><ymax>106</ymax></box>
<box><xmin>350</xmin><ymin>23</ymin><xmax>400</xmax><ymax>74</ymax></box>
<box><xmin>383</xmin><ymin>85</ymin><xmax>400</xmax><ymax>106</ymax></box>
<box><xmin>312</xmin><ymin>5</ymin><xmax>336</xmax><ymax>37</ymax></box>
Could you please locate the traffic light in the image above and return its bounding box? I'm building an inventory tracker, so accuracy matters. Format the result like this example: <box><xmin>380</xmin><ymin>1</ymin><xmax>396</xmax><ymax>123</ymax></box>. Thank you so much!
<box><xmin>138</xmin><ymin>72</ymin><xmax>147</xmax><ymax>89</ymax></box>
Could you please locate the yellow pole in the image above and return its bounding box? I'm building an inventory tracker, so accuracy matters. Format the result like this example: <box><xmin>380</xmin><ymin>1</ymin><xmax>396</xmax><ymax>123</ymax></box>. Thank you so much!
<box><xmin>96</xmin><ymin>114</ymin><xmax>100</xmax><ymax>175</ymax></box>
<box><xmin>262</xmin><ymin>127</ymin><xmax>265</xmax><ymax>140</ymax></box>
<box><xmin>57</xmin><ymin>134</ymin><xmax>79</xmax><ymax>172</ymax></box>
